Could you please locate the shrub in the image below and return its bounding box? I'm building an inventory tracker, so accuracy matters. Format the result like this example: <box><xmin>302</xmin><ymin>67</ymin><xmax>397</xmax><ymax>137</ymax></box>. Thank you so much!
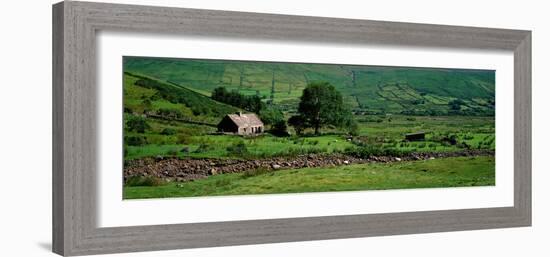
<box><xmin>449</xmin><ymin>99</ymin><xmax>465</xmax><ymax>111</ymax></box>
<box><xmin>260</xmin><ymin>107</ymin><xmax>285</xmax><ymax>126</ymax></box>
<box><xmin>125</xmin><ymin>135</ymin><xmax>147</xmax><ymax>146</ymax></box>
<box><xmin>463</xmin><ymin>134</ymin><xmax>474</xmax><ymax>140</ymax></box>
<box><xmin>141</xmin><ymin>99</ymin><xmax>153</xmax><ymax>109</ymax></box>
<box><xmin>160</xmin><ymin>128</ymin><xmax>177</xmax><ymax>135</ymax></box>
<box><xmin>180</xmin><ymin>146</ymin><xmax>190</xmax><ymax>154</ymax></box>
<box><xmin>194</xmin><ymin>143</ymin><xmax>212</xmax><ymax>153</ymax></box>
<box><xmin>226</xmin><ymin>141</ymin><xmax>248</xmax><ymax>156</ymax></box>
<box><xmin>176</xmin><ymin>134</ymin><xmax>192</xmax><ymax>144</ymax></box>
<box><xmin>288</xmin><ymin>115</ymin><xmax>307</xmax><ymax>135</ymax></box>
<box><xmin>211</xmin><ymin>86</ymin><xmax>265</xmax><ymax>113</ymax></box>
<box><xmin>126</xmin><ymin>115</ymin><xmax>150</xmax><ymax>133</ymax></box>
<box><xmin>270</xmin><ymin>120</ymin><xmax>289</xmax><ymax>137</ymax></box>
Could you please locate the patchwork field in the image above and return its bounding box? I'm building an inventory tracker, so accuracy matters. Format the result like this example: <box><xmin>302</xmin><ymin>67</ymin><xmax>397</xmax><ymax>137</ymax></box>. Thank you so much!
<box><xmin>124</xmin><ymin>57</ymin><xmax>495</xmax><ymax>116</ymax></box>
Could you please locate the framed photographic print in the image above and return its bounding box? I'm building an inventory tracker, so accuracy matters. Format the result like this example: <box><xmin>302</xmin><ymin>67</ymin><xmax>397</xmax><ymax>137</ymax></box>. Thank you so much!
<box><xmin>52</xmin><ymin>1</ymin><xmax>531</xmax><ymax>256</ymax></box>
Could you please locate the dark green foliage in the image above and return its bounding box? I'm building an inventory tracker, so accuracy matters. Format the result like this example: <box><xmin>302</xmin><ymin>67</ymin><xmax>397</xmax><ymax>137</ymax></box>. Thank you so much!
<box><xmin>125</xmin><ymin>136</ymin><xmax>147</xmax><ymax>146</ymax></box>
<box><xmin>160</xmin><ymin>128</ymin><xmax>177</xmax><ymax>135</ymax></box>
<box><xmin>270</xmin><ymin>120</ymin><xmax>289</xmax><ymax>137</ymax></box>
<box><xmin>193</xmin><ymin>143</ymin><xmax>212</xmax><ymax>153</ymax></box>
<box><xmin>142</xmin><ymin>99</ymin><xmax>153</xmax><ymax>109</ymax></box>
<box><xmin>447</xmin><ymin>135</ymin><xmax>458</xmax><ymax>145</ymax></box>
<box><xmin>449</xmin><ymin>99</ymin><xmax>465</xmax><ymax>111</ymax></box>
<box><xmin>180</xmin><ymin>146</ymin><xmax>190</xmax><ymax>154</ymax></box>
<box><xmin>125</xmin><ymin>176</ymin><xmax>165</xmax><ymax>187</ymax></box>
<box><xmin>288</xmin><ymin>115</ymin><xmax>308</xmax><ymax>135</ymax></box>
<box><xmin>411</xmin><ymin>99</ymin><xmax>425</xmax><ymax>105</ymax></box>
<box><xmin>211</xmin><ymin>86</ymin><xmax>265</xmax><ymax>113</ymax></box>
<box><xmin>126</xmin><ymin>115</ymin><xmax>150</xmax><ymax>133</ymax></box>
<box><xmin>226</xmin><ymin>141</ymin><xmax>248</xmax><ymax>156</ymax></box>
<box><xmin>259</xmin><ymin>107</ymin><xmax>285</xmax><ymax>126</ymax></box>
<box><xmin>297</xmin><ymin>82</ymin><xmax>355</xmax><ymax>134</ymax></box>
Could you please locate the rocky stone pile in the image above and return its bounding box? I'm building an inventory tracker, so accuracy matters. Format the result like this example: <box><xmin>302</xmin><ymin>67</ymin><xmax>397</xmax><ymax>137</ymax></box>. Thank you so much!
<box><xmin>123</xmin><ymin>149</ymin><xmax>494</xmax><ymax>182</ymax></box>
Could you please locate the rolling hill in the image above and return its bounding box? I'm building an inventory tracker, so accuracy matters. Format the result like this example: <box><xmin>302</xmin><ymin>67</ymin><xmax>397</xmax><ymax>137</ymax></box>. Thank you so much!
<box><xmin>123</xmin><ymin>71</ymin><xmax>239</xmax><ymax>124</ymax></box>
<box><xmin>124</xmin><ymin>56</ymin><xmax>495</xmax><ymax>116</ymax></box>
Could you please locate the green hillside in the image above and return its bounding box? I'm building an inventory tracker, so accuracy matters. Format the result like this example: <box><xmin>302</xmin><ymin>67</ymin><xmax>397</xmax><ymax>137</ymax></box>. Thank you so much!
<box><xmin>123</xmin><ymin>71</ymin><xmax>239</xmax><ymax>124</ymax></box>
<box><xmin>124</xmin><ymin>56</ymin><xmax>495</xmax><ymax>116</ymax></box>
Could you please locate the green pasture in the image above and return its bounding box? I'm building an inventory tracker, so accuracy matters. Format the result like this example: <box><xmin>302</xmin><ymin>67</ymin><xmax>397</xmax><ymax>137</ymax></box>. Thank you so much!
<box><xmin>124</xmin><ymin>113</ymin><xmax>495</xmax><ymax>160</ymax></box>
<box><xmin>124</xmin><ymin>156</ymin><xmax>495</xmax><ymax>199</ymax></box>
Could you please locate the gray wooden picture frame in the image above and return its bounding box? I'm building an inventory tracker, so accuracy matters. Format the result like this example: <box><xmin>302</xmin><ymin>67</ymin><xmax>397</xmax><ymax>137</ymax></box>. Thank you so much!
<box><xmin>52</xmin><ymin>1</ymin><xmax>531</xmax><ymax>256</ymax></box>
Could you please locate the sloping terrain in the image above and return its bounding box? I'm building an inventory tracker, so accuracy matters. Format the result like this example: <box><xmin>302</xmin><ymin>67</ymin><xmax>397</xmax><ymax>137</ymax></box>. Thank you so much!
<box><xmin>124</xmin><ymin>71</ymin><xmax>239</xmax><ymax>124</ymax></box>
<box><xmin>124</xmin><ymin>56</ymin><xmax>495</xmax><ymax>116</ymax></box>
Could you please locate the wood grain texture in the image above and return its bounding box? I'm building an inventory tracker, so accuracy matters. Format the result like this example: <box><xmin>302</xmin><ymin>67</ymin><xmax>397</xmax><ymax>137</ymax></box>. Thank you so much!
<box><xmin>52</xmin><ymin>1</ymin><xmax>532</xmax><ymax>256</ymax></box>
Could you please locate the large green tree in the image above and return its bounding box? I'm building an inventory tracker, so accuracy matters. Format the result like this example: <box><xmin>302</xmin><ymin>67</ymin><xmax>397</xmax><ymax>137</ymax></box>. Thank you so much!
<box><xmin>296</xmin><ymin>82</ymin><xmax>354</xmax><ymax>135</ymax></box>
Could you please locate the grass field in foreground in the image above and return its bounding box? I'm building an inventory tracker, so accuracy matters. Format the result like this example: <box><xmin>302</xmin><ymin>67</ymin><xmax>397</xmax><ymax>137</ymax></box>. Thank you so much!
<box><xmin>124</xmin><ymin>156</ymin><xmax>495</xmax><ymax>199</ymax></box>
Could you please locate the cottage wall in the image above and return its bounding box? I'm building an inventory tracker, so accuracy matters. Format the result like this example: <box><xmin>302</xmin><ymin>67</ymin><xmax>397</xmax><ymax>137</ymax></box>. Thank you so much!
<box><xmin>217</xmin><ymin>116</ymin><xmax>239</xmax><ymax>133</ymax></box>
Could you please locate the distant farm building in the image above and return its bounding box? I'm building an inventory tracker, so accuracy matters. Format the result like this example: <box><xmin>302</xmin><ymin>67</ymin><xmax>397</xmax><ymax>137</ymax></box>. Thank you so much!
<box><xmin>217</xmin><ymin>112</ymin><xmax>264</xmax><ymax>135</ymax></box>
<box><xmin>405</xmin><ymin>132</ymin><xmax>426</xmax><ymax>141</ymax></box>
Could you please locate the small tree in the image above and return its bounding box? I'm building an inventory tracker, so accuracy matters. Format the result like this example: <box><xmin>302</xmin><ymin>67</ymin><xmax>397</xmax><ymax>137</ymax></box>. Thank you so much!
<box><xmin>296</xmin><ymin>82</ymin><xmax>353</xmax><ymax>135</ymax></box>
<box><xmin>126</xmin><ymin>115</ymin><xmax>150</xmax><ymax>133</ymax></box>
<box><xmin>448</xmin><ymin>99</ymin><xmax>465</xmax><ymax>111</ymax></box>
<box><xmin>288</xmin><ymin>115</ymin><xmax>307</xmax><ymax>135</ymax></box>
<box><xmin>259</xmin><ymin>107</ymin><xmax>284</xmax><ymax>126</ymax></box>
<box><xmin>270</xmin><ymin>120</ymin><xmax>289</xmax><ymax>137</ymax></box>
<box><xmin>226</xmin><ymin>141</ymin><xmax>248</xmax><ymax>156</ymax></box>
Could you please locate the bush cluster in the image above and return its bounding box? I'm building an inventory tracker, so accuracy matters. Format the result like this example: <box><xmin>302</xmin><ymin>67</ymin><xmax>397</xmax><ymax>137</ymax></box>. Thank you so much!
<box><xmin>125</xmin><ymin>135</ymin><xmax>147</xmax><ymax>146</ymax></box>
<box><xmin>226</xmin><ymin>141</ymin><xmax>248</xmax><ymax>156</ymax></box>
<box><xmin>211</xmin><ymin>86</ymin><xmax>265</xmax><ymax>113</ymax></box>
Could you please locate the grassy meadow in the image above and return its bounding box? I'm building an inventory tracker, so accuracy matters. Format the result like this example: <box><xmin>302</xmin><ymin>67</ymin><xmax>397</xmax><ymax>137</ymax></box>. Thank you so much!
<box><xmin>124</xmin><ymin>156</ymin><xmax>495</xmax><ymax>199</ymax></box>
<box><xmin>122</xmin><ymin>57</ymin><xmax>496</xmax><ymax>199</ymax></box>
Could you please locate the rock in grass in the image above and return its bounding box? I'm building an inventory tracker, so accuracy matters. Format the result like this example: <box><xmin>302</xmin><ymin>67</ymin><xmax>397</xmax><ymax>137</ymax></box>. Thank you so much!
<box><xmin>209</xmin><ymin>168</ymin><xmax>218</xmax><ymax>175</ymax></box>
<box><xmin>272</xmin><ymin>164</ymin><xmax>281</xmax><ymax>169</ymax></box>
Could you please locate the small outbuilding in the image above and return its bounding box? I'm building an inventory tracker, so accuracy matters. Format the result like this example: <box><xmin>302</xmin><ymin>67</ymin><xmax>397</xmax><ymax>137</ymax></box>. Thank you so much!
<box><xmin>217</xmin><ymin>112</ymin><xmax>264</xmax><ymax>135</ymax></box>
<box><xmin>405</xmin><ymin>131</ymin><xmax>426</xmax><ymax>141</ymax></box>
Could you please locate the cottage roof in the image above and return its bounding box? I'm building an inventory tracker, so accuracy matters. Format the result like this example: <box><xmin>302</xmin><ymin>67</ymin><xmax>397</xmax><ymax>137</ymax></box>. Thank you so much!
<box><xmin>227</xmin><ymin>113</ymin><xmax>263</xmax><ymax>127</ymax></box>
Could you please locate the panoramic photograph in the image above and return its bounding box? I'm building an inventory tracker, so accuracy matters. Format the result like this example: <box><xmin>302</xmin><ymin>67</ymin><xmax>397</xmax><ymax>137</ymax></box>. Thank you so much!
<box><xmin>122</xmin><ymin>56</ymin><xmax>495</xmax><ymax>199</ymax></box>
